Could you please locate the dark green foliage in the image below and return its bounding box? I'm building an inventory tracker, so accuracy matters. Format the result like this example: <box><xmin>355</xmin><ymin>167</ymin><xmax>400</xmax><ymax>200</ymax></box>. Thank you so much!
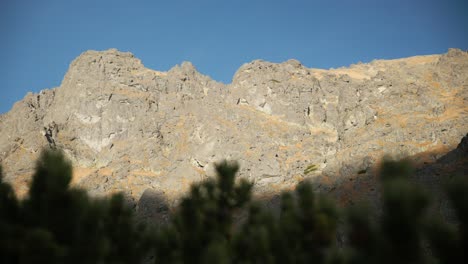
<box><xmin>154</xmin><ymin>161</ymin><xmax>253</xmax><ymax>264</ymax></box>
<box><xmin>233</xmin><ymin>203</ymin><xmax>276</xmax><ymax>263</ymax></box>
<box><xmin>154</xmin><ymin>162</ymin><xmax>339</xmax><ymax>264</ymax></box>
<box><xmin>1</xmin><ymin>152</ymin><xmax>467</xmax><ymax>263</ymax></box>
<box><xmin>0</xmin><ymin>165</ymin><xmax>23</xmax><ymax>263</ymax></box>
<box><xmin>425</xmin><ymin>177</ymin><xmax>468</xmax><ymax>263</ymax></box>
<box><xmin>0</xmin><ymin>150</ymin><xmax>153</xmax><ymax>264</ymax></box>
<box><xmin>343</xmin><ymin>159</ymin><xmax>468</xmax><ymax>264</ymax></box>
<box><xmin>379</xmin><ymin>159</ymin><xmax>430</xmax><ymax>263</ymax></box>
<box><xmin>269</xmin><ymin>182</ymin><xmax>339</xmax><ymax>264</ymax></box>
<box><xmin>345</xmin><ymin>159</ymin><xmax>431</xmax><ymax>264</ymax></box>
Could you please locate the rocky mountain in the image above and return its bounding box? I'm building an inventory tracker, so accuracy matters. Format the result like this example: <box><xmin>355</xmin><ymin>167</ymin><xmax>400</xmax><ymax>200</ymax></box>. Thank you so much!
<box><xmin>1</xmin><ymin>48</ymin><xmax>467</xmax><ymax>208</ymax></box>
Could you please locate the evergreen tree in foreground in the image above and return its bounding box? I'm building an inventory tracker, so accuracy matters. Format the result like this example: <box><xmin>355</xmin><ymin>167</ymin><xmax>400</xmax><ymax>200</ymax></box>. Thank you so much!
<box><xmin>1</xmin><ymin>150</ymin><xmax>467</xmax><ymax>263</ymax></box>
<box><xmin>344</xmin><ymin>158</ymin><xmax>467</xmax><ymax>264</ymax></box>
<box><xmin>0</xmin><ymin>150</ymin><xmax>153</xmax><ymax>264</ymax></box>
<box><xmin>344</xmin><ymin>159</ymin><xmax>431</xmax><ymax>264</ymax></box>
<box><xmin>424</xmin><ymin>176</ymin><xmax>468</xmax><ymax>263</ymax></box>
<box><xmin>154</xmin><ymin>161</ymin><xmax>253</xmax><ymax>263</ymax></box>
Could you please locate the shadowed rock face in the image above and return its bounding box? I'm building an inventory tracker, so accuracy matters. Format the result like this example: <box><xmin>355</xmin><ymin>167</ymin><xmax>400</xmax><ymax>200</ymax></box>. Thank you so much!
<box><xmin>1</xmin><ymin>48</ymin><xmax>467</xmax><ymax>205</ymax></box>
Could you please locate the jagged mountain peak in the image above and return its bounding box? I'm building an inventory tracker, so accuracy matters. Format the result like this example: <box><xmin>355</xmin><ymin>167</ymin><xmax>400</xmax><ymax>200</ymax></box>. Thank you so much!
<box><xmin>167</xmin><ymin>61</ymin><xmax>207</xmax><ymax>81</ymax></box>
<box><xmin>62</xmin><ymin>49</ymin><xmax>147</xmax><ymax>85</ymax></box>
<box><xmin>169</xmin><ymin>61</ymin><xmax>196</xmax><ymax>72</ymax></box>
<box><xmin>0</xmin><ymin>49</ymin><xmax>466</xmax><ymax>207</ymax></box>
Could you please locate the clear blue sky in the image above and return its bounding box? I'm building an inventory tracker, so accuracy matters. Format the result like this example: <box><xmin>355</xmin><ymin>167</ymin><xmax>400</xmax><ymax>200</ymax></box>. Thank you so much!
<box><xmin>1</xmin><ymin>0</ymin><xmax>467</xmax><ymax>113</ymax></box>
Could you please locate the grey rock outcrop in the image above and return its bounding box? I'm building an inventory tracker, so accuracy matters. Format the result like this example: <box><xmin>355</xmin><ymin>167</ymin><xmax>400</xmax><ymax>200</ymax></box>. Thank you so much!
<box><xmin>0</xmin><ymin>48</ymin><xmax>467</xmax><ymax>205</ymax></box>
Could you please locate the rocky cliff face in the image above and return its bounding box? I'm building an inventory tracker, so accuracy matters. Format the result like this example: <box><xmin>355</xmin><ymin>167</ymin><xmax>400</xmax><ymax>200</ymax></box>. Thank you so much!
<box><xmin>1</xmin><ymin>48</ymin><xmax>467</xmax><ymax>206</ymax></box>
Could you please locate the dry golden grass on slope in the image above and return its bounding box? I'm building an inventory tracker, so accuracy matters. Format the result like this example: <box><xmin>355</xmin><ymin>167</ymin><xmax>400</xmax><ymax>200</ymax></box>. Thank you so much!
<box><xmin>311</xmin><ymin>54</ymin><xmax>440</xmax><ymax>81</ymax></box>
<box><xmin>72</xmin><ymin>167</ymin><xmax>96</xmax><ymax>184</ymax></box>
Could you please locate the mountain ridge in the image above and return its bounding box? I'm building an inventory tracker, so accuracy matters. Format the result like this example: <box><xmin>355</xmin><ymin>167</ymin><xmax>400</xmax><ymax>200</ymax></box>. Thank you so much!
<box><xmin>1</xmin><ymin>48</ymin><xmax>466</xmax><ymax>206</ymax></box>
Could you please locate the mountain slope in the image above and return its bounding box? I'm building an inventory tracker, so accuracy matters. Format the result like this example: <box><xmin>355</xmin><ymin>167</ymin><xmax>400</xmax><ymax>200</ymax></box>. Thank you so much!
<box><xmin>1</xmin><ymin>48</ymin><xmax>467</xmax><ymax>204</ymax></box>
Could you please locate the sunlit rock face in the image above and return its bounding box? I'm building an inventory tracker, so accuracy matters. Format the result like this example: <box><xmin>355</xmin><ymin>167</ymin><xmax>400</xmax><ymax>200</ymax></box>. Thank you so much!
<box><xmin>1</xmin><ymin>48</ymin><xmax>467</xmax><ymax>205</ymax></box>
